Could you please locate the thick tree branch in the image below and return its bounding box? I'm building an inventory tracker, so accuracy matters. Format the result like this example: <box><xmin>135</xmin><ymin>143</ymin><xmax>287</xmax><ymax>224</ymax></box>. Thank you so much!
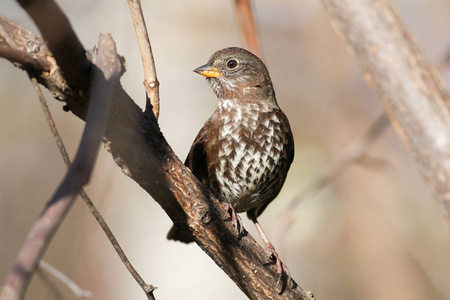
<box><xmin>320</xmin><ymin>0</ymin><xmax>450</xmax><ymax>218</ymax></box>
<box><xmin>0</xmin><ymin>13</ymin><xmax>310</xmax><ymax>300</ymax></box>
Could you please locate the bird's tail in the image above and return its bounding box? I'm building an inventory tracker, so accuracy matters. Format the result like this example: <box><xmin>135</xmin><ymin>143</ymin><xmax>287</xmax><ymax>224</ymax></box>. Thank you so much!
<box><xmin>167</xmin><ymin>225</ymin><xmax>195</xmax><ymax>244</ymax></box>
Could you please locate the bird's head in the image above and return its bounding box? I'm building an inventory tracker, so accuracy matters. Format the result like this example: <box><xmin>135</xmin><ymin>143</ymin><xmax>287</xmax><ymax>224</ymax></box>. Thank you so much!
<box><xmin>194</xmin><ymin>47</ymin><xmax>275</xmax><ymax>102</ymax></box>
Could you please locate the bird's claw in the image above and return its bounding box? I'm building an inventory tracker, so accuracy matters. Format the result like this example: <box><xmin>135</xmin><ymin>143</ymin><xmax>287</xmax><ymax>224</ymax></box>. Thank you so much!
<box><xmin>222</xmin><ymin>202</ymin><xmax>244</xmax><ymax>237</ymax></box>
<box><xmin>265</xmin><ymin>244</ymin><xmax>291</xmax><ymax>286</ymax></box>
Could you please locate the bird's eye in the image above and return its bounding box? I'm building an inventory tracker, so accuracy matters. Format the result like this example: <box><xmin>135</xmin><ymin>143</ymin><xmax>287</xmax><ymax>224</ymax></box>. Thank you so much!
<box><xmin>226</xmin><ymin>59</ymin><xmax>239</xmax><ymax>69</ymax></box>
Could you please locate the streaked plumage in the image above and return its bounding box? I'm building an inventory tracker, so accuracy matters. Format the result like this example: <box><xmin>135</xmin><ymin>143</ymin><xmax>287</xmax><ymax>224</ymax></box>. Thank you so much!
<box><xmin>168</xmin><ymin>47</ymin><xmax>294</xmax><ymax>278</ymax></box>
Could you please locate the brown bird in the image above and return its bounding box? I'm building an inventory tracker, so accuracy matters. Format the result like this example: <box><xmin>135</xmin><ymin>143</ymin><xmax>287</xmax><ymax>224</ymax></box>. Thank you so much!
<box><xmin>167</xmin><ymin>47</ymin><xmax>294</xmax><ymax>278</ymax></box>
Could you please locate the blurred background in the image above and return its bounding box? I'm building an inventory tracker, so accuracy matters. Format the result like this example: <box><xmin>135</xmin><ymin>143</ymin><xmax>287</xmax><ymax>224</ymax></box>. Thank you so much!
<box><xmin>2</xmin><ymin>0</ymin><xmax>450</xmax><ymax>299</ymax></box>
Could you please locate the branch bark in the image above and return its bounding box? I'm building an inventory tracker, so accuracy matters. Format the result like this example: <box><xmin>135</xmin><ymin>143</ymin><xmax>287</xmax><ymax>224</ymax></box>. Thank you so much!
<box><xmin>320</xmin><ymin>0</ymin><xmax>450</xmax><ymax>218</ymax></box>
<box><xmin>0</xmin><ymin>10</ymin><xmax>309</xmax><ymax>300</ymax></box>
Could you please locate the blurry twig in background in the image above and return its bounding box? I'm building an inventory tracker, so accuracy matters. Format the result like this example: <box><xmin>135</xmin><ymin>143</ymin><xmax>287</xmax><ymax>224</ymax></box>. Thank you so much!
<box><xmin>437</xmin><ymin>47</ymin><xmax>450</xmax><ymax>73</ymax></box>
<box><xmin>233</xmin><ymin>0</ymin><xmax>262</xmax><ymax>58</ymax></box>
<box><xmin>0</xmin><ymin>34</ymin><xmax>119</xmax><ymax>300</ymax></box>
<box><xmin>38</xmin><ymin>261</ymin><xmax>92</xmax><ymax>298</ymax></box>
<box><xmin>31</xmin><ymin>73</ymin><xmax>157</xmax><ymax>299</ymax></box>
<box><xmin>276</xmin><ymin>29</ymin><xmax>450</xmax><ymax>246</ymax></box>
<box><xmin>320</xmin><ymin>0</ymin><xmax>450</xmax><ymax>220</ymax></box>
<box><xmin>276</xmin><ymin>113</ymin><xmax>390</xmax><ymax>245</ymax></box>
<box><xmin>127</xmin><ymin>0</ymin><xmax>160</xmax><ymax>119</ymax></box>
<box><xmin>35</xmin><ymin>267</ymin><xmax>65</xmax><ymax>300</ymax></box>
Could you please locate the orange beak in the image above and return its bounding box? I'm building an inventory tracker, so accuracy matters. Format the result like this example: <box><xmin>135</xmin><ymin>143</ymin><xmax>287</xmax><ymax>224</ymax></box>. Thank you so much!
<box><xmin>193</xmin><ymin>64</ymin><xmax>222</xmax><ymax>78</ymax></box>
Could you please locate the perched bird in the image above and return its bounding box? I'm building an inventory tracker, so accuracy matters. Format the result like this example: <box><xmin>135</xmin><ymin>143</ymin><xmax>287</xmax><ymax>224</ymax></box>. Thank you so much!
<box><xmin>167</xmin><ymin>47</ymin><xmax>294</xmax><ymax>278</ymax></box>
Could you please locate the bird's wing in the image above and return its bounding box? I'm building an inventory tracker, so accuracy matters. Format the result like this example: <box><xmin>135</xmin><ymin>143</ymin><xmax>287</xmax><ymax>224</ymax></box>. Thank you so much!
<box><xmin>185</xmin><ymin>121</ymin><xmax>212</xmax><ymax>188</ymax></box>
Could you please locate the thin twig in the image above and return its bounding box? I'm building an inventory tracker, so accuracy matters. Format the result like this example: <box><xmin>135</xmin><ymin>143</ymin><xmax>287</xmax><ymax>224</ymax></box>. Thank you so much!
<box><xmin>34</xmin><ymin>79</ymin><xmax>71</xmax><ymax>166</ymax></box>
<box><xmin>35</xmin><ymin>267</ymin><xmax>65</xmax><ymax>300</ymax></box>
<box><xmin>127</xmin><ymin>0</ymin><xmax>160</xmax><ymax>119</ymax></box>
<box><xmin>38</xmin><ymin>261</ymin><xmax>92</xmax><ymax>298</ymax></box>
<box><xmin>80</xmin><ymin>189</ymin><xmax>157</xmax><ymax>300</ymax></box>
<box><xmin>290</xmin><ymin>113</ymin><xmax>389</xmax><ymax>210</ymax></box>
<box><xmin>275</xmin><ymin>113</ymin><xmax>390</xmax><ymax>245</ymax></box>
<box><xmin>0</xmin><ymin>34</ymin><xmax>118</xmax><ymax>300</ymax></box>
<box><xmin>233</xmin><ymin>0</ymin><xmax>262</xmax><ymax>58</ymax></box>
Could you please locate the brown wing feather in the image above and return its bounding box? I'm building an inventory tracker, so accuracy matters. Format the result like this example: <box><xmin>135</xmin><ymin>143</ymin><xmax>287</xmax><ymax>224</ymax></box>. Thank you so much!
<box><xmin>185</xmin><ymin>125</ymin><xmax>210</xmax><ymax>187</ymax></box>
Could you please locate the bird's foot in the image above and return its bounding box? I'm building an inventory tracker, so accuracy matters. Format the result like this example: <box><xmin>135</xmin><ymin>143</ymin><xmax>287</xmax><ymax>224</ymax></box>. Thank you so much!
<box><xmin>264</xmin><ymin>244</ymin><xmax>291</xmax><ymax>286</ymax></box>
<box><xmin>222</xmin><ymin>202</ymin><xmax>244</xmax><ymax>237</ymax></box>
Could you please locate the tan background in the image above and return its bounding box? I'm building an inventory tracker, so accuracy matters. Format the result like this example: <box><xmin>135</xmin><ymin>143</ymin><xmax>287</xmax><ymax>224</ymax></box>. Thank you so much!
<box><xmin>2</xmin><ymin>0</ymin><xmax>450</xmax><ymax>299</ymax></box>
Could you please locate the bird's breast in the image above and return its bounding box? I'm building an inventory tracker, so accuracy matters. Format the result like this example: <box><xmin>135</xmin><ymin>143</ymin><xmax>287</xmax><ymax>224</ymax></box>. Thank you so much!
<box><xmin>211</xmin><ymin>100</ymin><xmax>289</xmax><ymax>212</ymax></box>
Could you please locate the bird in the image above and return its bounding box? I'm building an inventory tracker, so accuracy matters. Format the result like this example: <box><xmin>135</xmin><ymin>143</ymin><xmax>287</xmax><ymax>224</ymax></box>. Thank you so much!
<box><xmin>167</xmin><ymin>47</ymin><xmax>294</xmax><ymax>279</ymax></box>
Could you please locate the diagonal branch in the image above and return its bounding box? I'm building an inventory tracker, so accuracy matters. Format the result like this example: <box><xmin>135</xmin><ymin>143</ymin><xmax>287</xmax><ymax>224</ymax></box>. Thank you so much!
<box><xmin>320</xmin><ymin>0</ymin><xmax>450</xmax><ymax>219</ymax></box>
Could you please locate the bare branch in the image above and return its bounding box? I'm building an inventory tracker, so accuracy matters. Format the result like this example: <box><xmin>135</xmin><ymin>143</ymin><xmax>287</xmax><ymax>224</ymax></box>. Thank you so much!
<box><xmin>320</xmin><ymin>0</ymin><xmax>450</xmax><ymax>219</ymax></box>
<box><xmin>294</xmin><ymin>113</ymin><xmax>389</xmax><ymax>208</ymax></box>
<box><xmin>0</xmin><ymin>14</ymin><xmax>52</xmax><ymax>76</ymax></box>
<box><xmin>127</xmin><ymin>0</ymin><xmax>160</xmax><ymax>119</ymax></box>
<box><xmin>0</xmin><ymin>34</ymin><xmax>120</xmax><ymax>300</ymax></box>
<box><xmin>0</xmin><ymin>16</ymin><xmax>68</xmax><ymax>105</ymax></box>
<box><xmin>0</xmin><ymin>45</ymin><xmax>50</xmax><ymax>72</ymax></box>
<box><xmin>233</xmin><ymin>0</ymin><xmax>262</xmax><ymax>58</ymax></box>
<box><xmin>33</xmin><ymin>75</ymin><xmax>71</xmax><ymax>166</ymax></box>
